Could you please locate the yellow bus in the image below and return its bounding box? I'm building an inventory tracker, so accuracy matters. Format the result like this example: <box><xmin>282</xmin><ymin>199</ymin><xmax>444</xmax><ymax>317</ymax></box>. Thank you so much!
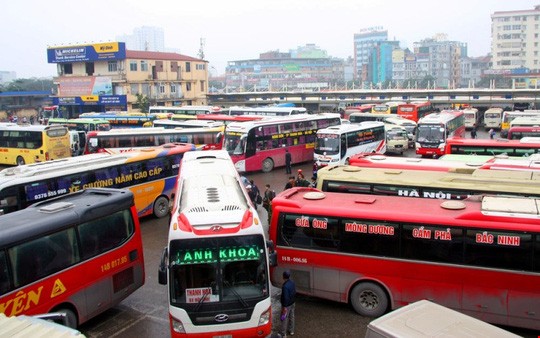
<box><xmin>0</xmin><ymin>123</ymin><xmax>71</xmax><ymax>166</ymax></box>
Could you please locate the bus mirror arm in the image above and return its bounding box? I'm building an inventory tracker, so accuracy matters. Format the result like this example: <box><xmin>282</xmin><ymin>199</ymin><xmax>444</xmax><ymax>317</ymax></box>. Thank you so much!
<box><xmin>158</xmin><ymin>246</ymin><xmax>168</xmax><ymax>285</ymax></box>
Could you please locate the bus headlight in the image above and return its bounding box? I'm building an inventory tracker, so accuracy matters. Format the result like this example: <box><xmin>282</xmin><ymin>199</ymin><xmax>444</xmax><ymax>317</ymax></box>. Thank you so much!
<box><xmin>172</xmin><ymin>317</ymin><xmax>186</xmax><ymax>333</ymax></box>
<box><xmin>258</xmin><ymin>307</ymin><xmax>271</xmax><ymax>326</ymax></box>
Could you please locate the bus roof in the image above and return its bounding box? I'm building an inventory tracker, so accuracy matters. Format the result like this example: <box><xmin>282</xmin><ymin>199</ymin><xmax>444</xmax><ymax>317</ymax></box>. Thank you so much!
<box><xmin>0</xmin><ymin>123</ymin><xmax>67</xmax><ymax>132</ymax></box>
<box><xmin>418</xmin><ymin>110</ymin><xmax>463</xmax><ymax>124</ymax></box>
<box><xmin>0</xmin><ymin>313</ymin><xmax>85</xmax><ymax>337</ymax></box>
<box><xmin>317</xmin><ymin>122</ymin><xmax>384</xmax><ymax>134</ymax></box>
<box><xmin>0</xmin><ymin>188</ymin><xmax>133</xmax><ymax>248</ymax></box>
<box><xmin>87</xmin><ymin>126</ymin><xmax>223</xmax><ymax>136</ymax></box>
<box><xmin>510</xmin><ymin>116</ymin><xmax>540</xmax><ymax>126</ymax></box>
<box><xmin>225</xmin><ymin>113</ymin><xmax>341</xmax><ymax>131</ymax></box>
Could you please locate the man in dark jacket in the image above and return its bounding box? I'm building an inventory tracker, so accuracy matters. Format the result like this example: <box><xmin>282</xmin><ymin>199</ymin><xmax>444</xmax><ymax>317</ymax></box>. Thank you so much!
<box><xmin>280</xmin><ymin>270</ymin><xmax>296</xmax><ymax>336</ymax></box>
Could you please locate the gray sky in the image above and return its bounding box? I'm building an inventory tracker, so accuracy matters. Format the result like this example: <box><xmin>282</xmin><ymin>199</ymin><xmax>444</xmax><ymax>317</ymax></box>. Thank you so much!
<box><xmin>1</xmin><ymin>1</ymin><xmax>538</xmax><ymax>78</ymax></box>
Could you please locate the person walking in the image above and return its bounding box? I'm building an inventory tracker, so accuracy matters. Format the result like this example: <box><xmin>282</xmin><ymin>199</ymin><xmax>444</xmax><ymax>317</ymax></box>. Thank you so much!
<box><xmin>280</xmin><ymin>270</ymin><xmax>296</xmax><ymax>337</ymax></box>
<box><xmin>471</xmin><ymin>123</ymin><xmax>477</xmax><ymax>139</ymax></box>
<box><xmin>295</xmin><ymin>170</ymin><xmax>310</xmax><ymax>187</ymax></box>
<box><xmin>262</xmin><ymin>184</ymin><xmax>276</xmax><ymax>224</ymax></box>
<box><xmin>285</xmin><ymin>149</ymin><xmax>292</xmax><ymax>174</ymax></box>
<box><xmin>249</xmin><ymin>179</ymin><xmax>262</xmax><ymax>207</ymax></box>
<box><xmin>284</xmin><ymin>176</ymin><xmax>295</xmax><ymax>190</ymax></box>
<box><xmin>489</xmin><ymin>128</ymin><xmax>496</xmax><ymax>139</ymax></box>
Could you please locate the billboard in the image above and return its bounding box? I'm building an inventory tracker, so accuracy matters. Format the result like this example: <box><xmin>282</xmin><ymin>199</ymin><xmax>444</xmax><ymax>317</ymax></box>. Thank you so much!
<box><xmin>47</xmin><ymin>42</ymin><xmax>126</xmax><ymax>63</ymax></box>
<box><xmin>59</xmin><ymin>76</ymin><xmax>112</xmax><ymax>96</ymax></box>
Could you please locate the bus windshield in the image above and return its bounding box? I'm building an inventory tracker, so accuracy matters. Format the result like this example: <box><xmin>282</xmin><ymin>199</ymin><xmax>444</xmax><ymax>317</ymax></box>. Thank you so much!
<box><xmin>169</xmin><ymin>235</ymin><xmax>268</xmax><ymax>307</ymax></box>
<box><xmin>224</xmin><ymin>134</ymin><xmax>246</xmax><ymax>155</ymax></box>
<box><xmin>416</xmin><ymin>125</ymin><xmax>444</xmax><ymax>143</ymax></box>
<box><xmin>315</xmin><ymin>134</ymin><xmax>339</xmax><ymax>155</ymax></box>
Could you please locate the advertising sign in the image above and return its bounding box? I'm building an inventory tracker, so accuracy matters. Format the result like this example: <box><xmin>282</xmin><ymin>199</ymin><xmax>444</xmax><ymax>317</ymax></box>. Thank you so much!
<box><xmin>47</xmin><ymin>42</ymin><xmax>126</xmax><ymax>63</ymax></box>
<box><xmin>59</xmin><ymin>76</ymin><xmax>113</xmax><ymax>96</ymax></box>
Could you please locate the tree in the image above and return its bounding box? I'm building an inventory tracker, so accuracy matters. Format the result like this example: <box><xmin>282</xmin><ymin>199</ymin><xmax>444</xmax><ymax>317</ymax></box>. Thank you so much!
<box><xmin>135</xmin><ymin>94</ymin><xmax>150</xmax><ymax>113</ymax></box>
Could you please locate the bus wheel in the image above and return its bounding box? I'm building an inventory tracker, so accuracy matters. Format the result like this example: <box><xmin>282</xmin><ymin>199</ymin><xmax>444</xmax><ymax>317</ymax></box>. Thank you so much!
<box><xmin>153</xmin><ymin>196</ymin><xmax>169</xmax><ymax>218</ymax></box>
<box><xmin>55</xmin><ymin>308</ymin><xmax>78</xmax><ymax>329</ymax></box>
<box><xmin>261</xmin><ymin>158</ymin><xmax>274</xmax><ymax>173</ymax></box>
<box><xmin>16</xmin><ymin>156</ymin><xmax>25</xmax><ymax>166</ymax></box>
<box><xmin>350</xmin><ymin>282</ymin><xmax>388</xmax><ymax>317</ymax></box>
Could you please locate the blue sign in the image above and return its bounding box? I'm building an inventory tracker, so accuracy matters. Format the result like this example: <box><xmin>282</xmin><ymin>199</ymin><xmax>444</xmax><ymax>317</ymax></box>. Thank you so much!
<box><xmin>47</xmin><ymin>42</ymin><xmax>126</xmax><ymax>63</ymax></box>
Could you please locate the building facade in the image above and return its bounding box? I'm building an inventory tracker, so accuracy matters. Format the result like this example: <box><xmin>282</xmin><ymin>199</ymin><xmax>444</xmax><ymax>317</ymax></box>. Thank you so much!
<box><xmin>491</xmin><ymin>5</ymin><xmax>540</xmax><ymax>72</ymax></box>
<box><xmin>353</xmin><ymin>27</ymin><xmax>388</xmax><ymax>81</ymax></box>
<box><xmin>117</xmin><ymin>26</ymin><xmax>165</xmax><ymax>52</ymax></box>
<box><xmin>47</xmin><ymin>42</ymin><xmax>208</xmax><ymax>116</ymax></box>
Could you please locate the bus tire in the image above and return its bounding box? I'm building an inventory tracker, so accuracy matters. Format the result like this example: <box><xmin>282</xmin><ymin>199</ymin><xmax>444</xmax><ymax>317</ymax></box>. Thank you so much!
<box><xmin>261</xmin><ymin>158</ymin><xmax>274</xmax><ymax>173</ymax></box>
<box><xmin>153</xmin><ymin>196</ymin><xmax>169</xmax><ymax>218</ymax></box>
<box><xmin>16</xmin><ymin>156</ymin><xmax>25</xmax><ymax>166</ymax></box>
<box><xmin>55</xmin><ymin>307</ymin><xmax>78</xmax><ymax>329</ymax></box>
<box><xmin>350</xmin><ymin>282</ymin><xmax>388</xmax><ymax>317</ymax></box>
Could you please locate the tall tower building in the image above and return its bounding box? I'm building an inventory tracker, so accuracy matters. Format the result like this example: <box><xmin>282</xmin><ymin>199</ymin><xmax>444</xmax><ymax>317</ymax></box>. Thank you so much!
<box><xmin>353</xmin><ymin>27</ymin><xmax>388</xmax><ymax>81</ymax></box>
<box><xmin>491</xmin><ymin>5</ymin><xmax>540</xmax><ymax>72</ymax></box>
<box><xmin>117</xmin><ymin>26</ymin><xmax>165</xmax><ymax>52</ymax></box>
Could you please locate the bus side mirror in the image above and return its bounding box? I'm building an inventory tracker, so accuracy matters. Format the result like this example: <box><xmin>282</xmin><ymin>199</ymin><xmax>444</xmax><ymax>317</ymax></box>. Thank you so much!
<box><xmin>266</xmin><ymin>240</ymin><xmax>278</xmax><ymax>267</ymax></box>
<box><xmin>158</xmin><ymin>246</ymin><xmax>168</xmax><ymax>285</ymax></box>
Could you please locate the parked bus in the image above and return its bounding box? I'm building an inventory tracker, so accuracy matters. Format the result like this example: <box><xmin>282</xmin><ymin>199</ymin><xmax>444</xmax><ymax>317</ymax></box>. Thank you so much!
<box><xmin>349</xmin><ymin>112</ymin><xmax>390</xmax><ymax>124</ymax></box>
<box><xmin>342</xmin><ymin>104</ymin><xmax>375</xmax><ymax>120</ymax></box>
<box><xmin>269</xmin><ymin>188</ymin><xmax>540</xmax><ymax>330</ymax></box>
<box><xmin>384</xmin><ymin>127</ymin><xmax>410</xmax><ymax>155</ymax></box>
<box><xmin>79</xmin><ymin>112</ymin><xmax>155</xmax><ymax>128</ymax></box>
<box><xmin>483</xmin><ymin>107</ymin><xmax>503</xmax><ymax>130</ymax></box>
<box><xmin>0</xmin><ymin>123</ymin><xmax>71</xmax><ymax>166</ymax></box>
<box><xmin>462</xmin><ymin>107</ymin><xmax>480</xmax><ymax>129</ymax></box>
<box><xmin>223</xmin><ymin>114</ymin><xmax>341</xmax><ymax>173</ymax></box>
<box><xmin>415</xmin><ymin>110</ymin><xmax>465</xmax><ymax>157</ymax></box>
<box><xmin>85</xmin><ymin>126</ymin><xmax>224</xmax><ymax>154</ymax></box>
<box><xmin>196</xmin><ymin>114</ymin><xmax>264</xmax><ymax>125</ymax></box>
<box><xmin>396</xmin><ymin>101</ymin><xmax>433</xmax><ymax>122</ymax></box>
<box><xmin>365</xmin><ymin>300</ymin><xmax>520</xmax><ymax>338</ymax></box>
<box><xmin>0</xmin><ymin>188</ymin><xmax>144</xmax><ymax>328</ymax></box>
<box><xmin>315</xmin><ymin>164</ymin><xmax>540</xmax><ymax>200</ymax></box>
<box><xmin>500</xmin><ymin>110</ymin><xmax>540</xmax><ymax>137</ymax></box>
<box><xmin>149</xmin><ymin>105</ymin><xmax>221</xmax><ymax>120</ymax></box>
<box><xmin>153</xmin><ymin>119</ymin><xmax>223</xmax><ymax>129</ymax></box>
<box><xmin>226</xmin><ymin>106</ymin><xmax>308</xmax><ymax>116</ymax></box>
<box><xmin>0</xmin><ymin>143</ymin><xmax>195</xmax><ymax>217</ymax></box>
<box><xmin>382</xmin><ymin>116</ymin><xmax>416</xmax><ymax>147</ymax></box>
<box><xmin>444</xmin><ymin>137</ymin><xmax>540</xmax><ymax>157</ymax></box>
<box><xmin>314</xmin><ymin>122</ymin><xmax>386</xmax><ymax>169</ymax></box>
<box><xmin>371</xmin><ymin>101</ymin><xmax>404</xmax><ymax>114</ymax></box>
<box><xmin>48</xmin><ymin>118</ymin><xmax>111</xmax><ymax>132</ymax></box>
<box><xmin>158</xmin><ymin>150</ymin><xmax>275</xmax><ymax>337</ymax></box>
<box><xmin>508</xmin><ymin>126</ymin><xmax>540</xmax><ymax>140</ymax></box>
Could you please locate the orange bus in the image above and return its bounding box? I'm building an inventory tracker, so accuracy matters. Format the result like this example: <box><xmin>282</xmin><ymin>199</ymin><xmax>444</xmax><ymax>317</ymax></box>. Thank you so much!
<box><xmin>397</xmin><ymin>101</ymin><xmax>433</xmax><ymax>122</ymax></box>
<box><xmin>0</xmin><ymin>188</ymin><xmax>144</xmax><ymax>328</ymax></box>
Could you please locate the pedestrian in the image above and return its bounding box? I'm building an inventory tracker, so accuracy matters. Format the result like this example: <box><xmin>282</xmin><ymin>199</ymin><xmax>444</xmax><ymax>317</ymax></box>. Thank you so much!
<box><xmin>295</xmin><ymin>169</ymin><xmax>310</xmax><ymax>187</ymax></box>
<box><xmin>285</xmin><ymin>149</ymin><xmax>292</xmax><ymax>174</ymax></box>
<box><xmin>310</xmin><ymin>176</ymin><xmax>317</xmax><ymax>188</ymax></box>
<box><xmin>280</xmin><ymin>270</ymin><xmax>296</xmax><ymax>337</ymax></box>
<box><xmin>262</xmin><ymin>184</ymin><xmax>276</xmax><ymax>224</ymax></box>
<box><xmin>246</xmin><ymin>185</ymin><xmax>256</xmax><ymax>204</ymax></box>
<box><xmin>489</xmin><ymin>128</ymin><xmax>495</xmax><ymax>139</ymax></box>
<box><xmin>249</xmin><ymin>179</ymin><xmax>262</xmax><ymax>206</ymax></box>
<box><xmin>471</xmin><ymin>124</ymin><xmax>477</xmax><ymax>139</ymax></box>
<box><xmin>284</xmin><ymin>176</ymin><xmax>295</xmax><ymax>190</ymax></box>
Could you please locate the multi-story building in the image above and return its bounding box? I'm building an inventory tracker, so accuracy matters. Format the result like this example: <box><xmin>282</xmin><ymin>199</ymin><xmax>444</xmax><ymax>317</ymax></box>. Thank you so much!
<box><xmin>47</xmin><ymin>42</ymin><xmax>207</xmax><ymax>116</ymax></box>
<box><xmin>460</xmin><ymin>55</ymin><xmax>491</xmax><ymax>87</ymax></box>
<box><xmin>225</xmin><ymin>44</ymin><xmax>346</xmax><ymax>91</ymax></box>
<box><xmin>117</xmin><ymin>26</ymin><xmax>165</xmax><ymax>52</ymax></box>
<box><xmin>392</xmin><ymin>49</ymin><xmax>429</xmax><ymax>88</ymax></box>
<box><xmin>353</xmin><ymin>27</ymin><xmax>388</xmax><ymax>81</ymax></box>
<box><xmin>491</xmin><ymin>5</ymin><xmax>540</xmax><ymax>72</ymax></box>
<box><xmin>367</xmin><ymin>41</ymin><xmax>399</xmax><ymax>86</ymax></box>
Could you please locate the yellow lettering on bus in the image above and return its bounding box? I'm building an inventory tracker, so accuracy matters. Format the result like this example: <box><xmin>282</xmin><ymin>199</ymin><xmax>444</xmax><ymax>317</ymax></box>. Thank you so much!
<box><xmin>0</xmin><ymin>286</ymin><xmax>43</xmax><ymax>316</ymax></box>
<box><xmin>115</xmin><ymin>173</ymin><xmax>133</xmax><ymax>184</ymax></box>
<box><xmin>134</xmin><ymin>171</ymin><xmax>147</xmax><ymax>180</ymax></box>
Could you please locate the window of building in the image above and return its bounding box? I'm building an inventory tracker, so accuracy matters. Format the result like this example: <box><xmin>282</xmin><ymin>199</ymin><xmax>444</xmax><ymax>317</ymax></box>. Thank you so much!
<box><xmin>130</xmin><ymin>84</ymin><xmax>139</xmax><ymax>95</ymax></box>
<box><xmin>185</xmin><ymin>62</ymin><xmax>191</xmax><ymax>72</ymax></box>
<box><xmin>130</xmin><ymin>61</ymin><xmax>138</xmax><ymax>71</ymax></box>
<box><xmin>196</xmin><ymin>64</ymin><xmax>205</xmax><ymax>70</ymax></box>
<box><xmin>63</xmin><ymin>63</ymin><xmax>73</xmax><ymax>75</ymax></box>
<box><xmin>141</xmin><ymin>83</ymin><xmax>150</xmax><ymax>95</ymax></box>
<box><xmin>108</xmin><ymin>61</ymin><xmax>118</xmax><ymax>72</ymax></box>
<box><xmin>200</xmin><ymin>80</ymin><xmax>205</xmax><ymax>92</ymax></box>
<box><xmin>159</xmin><ymin>84</ymin><xmax>165</xmax><ymax>94</ymax></box>
<box><xmin>171</xmin><ymin>84</ymin><xmax>176</xmax><ymax>93</ymax></box>
<box><xmin>186</xmin><ymin>83</ymin><xmax>191</xmax><ymax>91</ymax></box>
<box><xmin>141</xmin><ymin>61</ymin><xmax>148</xmax><ymax>71</ymax></box>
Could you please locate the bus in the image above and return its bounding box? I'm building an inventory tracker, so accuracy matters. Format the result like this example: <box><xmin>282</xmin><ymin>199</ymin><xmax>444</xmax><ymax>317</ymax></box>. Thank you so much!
<box><xmin>0</xmin><ymin>123</ymin><xmax>71</xmax><ymax>166</ymax></box>
<box><xmin>342</xmin><ymin>104</ymin><xmax>375</xmax><ymax>120</ymax></box>
<box><xmin>444</xmin><ymin>137</ymin><xmax>540</xmax><ymax>157</ymax></box>
<box><xmin>0</xmin><ymin>313</ymin><xmax>85</xmax><ymax>337</ymax></box>
<box><xmin>382</xmin><ymin>116</ymin><xmax>416</xmax><ymax>147</ymax></box>
<box><xmin>0</xmin><ymin>188</ymin><xmax>144</xmax><ymax>328</ymax></box>
<box><xmin>483</xmin><ymin>107</ymin><xmax>503</xmax><ymax>130</ymax></box>
<box><xmin>415</xmin><ymin>110</ymin><xmax>465</xmax><ymax>157</ymax></box>
<box><xmin>314</xmin><ymin>122</ymin><xmax>386</xmax><ymax>169</ymax></box>
<box><xmin>48</xmin><ymin>118</ymin><xmax>111</xmax><ymax>132</ymax></box>
<box><xmin>349</xmin><ymin>112</ymin><xmax>390</xmax><ymax>124</ymax></box>
<box><xmin>158</xmin><ymin>150</ymin><xmax>275</xmax><ymax>337</ymax></box>
<box><xmin>269</xmin><ymin>188</ymin><xmax>540</xmax><ymax>330</ymax></box>
<box><xmin>149</xmin><ymin>105</ymin><xmax>221</xmax><ymax>120</ymax></box>
<box><xmin>508</xmin><ymin>126</ymin><xmax>540</xmax><ymax>140</ymax></box>
<box><xmin>223</xmin><ymin>114</ymin><xmax>341</xmax><ymax>173</ymax></box>
<box><xmin>227</xmin><ymin>106</ymin><xmax>308</xmax><ymax>116</ymax></box>
<box><xmin>153</xmin><ymin>119</ymin><xmax>223</xmax><ymax>129</ymax></box>
<box><xmin>85</xmin><ymin>126</ymin><xmax>224</xmax><ymax>154</ymax></box>
<box><xmin>371</xmin><ymin>101</ymin><xmax>404</xmax><ymax>114</ymax></box>
<box><xmin>500</xmin><ymin>110</ymin><xmax>540</xmax><ymax>137</ymax></box>
<box><xmin>462</xmin><ymin>107</ymin><xmax>480</xmax><ymax>129</ymax></box>
<box><xmin>396</xmin><ymin>101</ymin><xmax>433</xmax><ymax>122</ymax></box>
<box><xmin>196</xmin><ymin>114</ymin><xmax>264</xmax><ymax>125</ymax></box>
<box><xmin>0</xmin><ymin>143</ymin><xmax>195</xmax><ymax>218</ymax></box>
<box><xmin>79</xmin><ymin>112</ymin><xmax>155</xmax><ymax>128</ymax></box>
<box><xmin>315</xmin><ymin>164</ymin><xmax>540</xmax><ymax>200</ymax></box>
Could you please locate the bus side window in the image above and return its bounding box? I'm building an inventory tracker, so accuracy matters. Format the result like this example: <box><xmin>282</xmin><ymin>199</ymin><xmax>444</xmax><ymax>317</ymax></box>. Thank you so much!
<box><xmin>0</xmin><ymin>250</ymin><xmax>10</xmax><ymax>294</ymax></box>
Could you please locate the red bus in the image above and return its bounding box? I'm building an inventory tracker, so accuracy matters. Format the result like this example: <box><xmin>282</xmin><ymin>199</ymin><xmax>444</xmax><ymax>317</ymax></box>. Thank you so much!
<box><xmin>396</xmin><ymin>101</ymin><xmax>433</xmax><ymax>122</ymax></box>
<box><xmin>416</xmin><ymin>110</ymin><xmax>465</xmax><ymax>157</ymax></box>
<box><xmin>342</xmin><ymin>104</ymin><xmax>375</xmax><ymax>120</ymax></box>
<box><xmin>0</xmin><ymin>188</ymin><xmax>144</xmax><ymax>328</ymax></box>
<box><xmin>444</xmin><ymin>137</ymin><xmax>540</xmax><ymax>157</ymax></box>
<box><xmin>269</xmin><ymin>187</ymin><xmax>540</xmax><ymax>331</ymax></box>
<box><xmin>223</xmin><ymin>114</ymin><xmax>341</xmax><ymax>172</ymax></box>
<box><xmin>348</xmin><ymin>153</ymin><xmax>484</xmax><ymax>172</ymax></box>
<box><xmin>159</xmin><ymin>150</ymin><xmax>275</xmax><ymax>337</ymax></box>
<box><xmin>507</xmin><ymin>126</ymin><xmax>540</xmax><ymax>140</ymax></box>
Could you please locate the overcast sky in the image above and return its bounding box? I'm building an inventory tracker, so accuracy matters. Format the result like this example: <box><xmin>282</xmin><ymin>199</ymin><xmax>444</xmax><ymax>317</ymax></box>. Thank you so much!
<box><xmin>2</xmin><ymin>1</ymin><xmax>538</xmax><ymax>79</ymax></box>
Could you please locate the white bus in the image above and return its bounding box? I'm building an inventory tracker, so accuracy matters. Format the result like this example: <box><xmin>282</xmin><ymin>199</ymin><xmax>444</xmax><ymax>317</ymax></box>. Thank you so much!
<box><xmin>227</xmin><ymin>106</ymin><xmax>307</xmax><ymax>116</ymax></box>
<box><xmin>153</xmin><ymin>119</ymin><xmax>223</xmax><ymax>129</ymax></box>
<box><xmin>500</xmin><ymin>110</ymin><xmax>540</xmax><ymax>137</ymax></box>
<box><xmin>314</xmin><ymin>122</ymin><xmax>386</xmax><ymax>169</ymax></box>
<box><xmin>149</xmin><ymin>106</ymin><xmax>221</xmax><ymax>120</ymax></box>
<box><xmin>462</xmin><ymin>107</ymin><xmax>480</xmax><ymax>129</ymax></box>
<box><xmin>158</xmin><ymin>150</ymin><xmax>275</xmax><ymax>337</ymax></box>
<box><xmin>483</xmin><ymin>107</ymin><xmax>503</xmax><ymax>130</ymax></box>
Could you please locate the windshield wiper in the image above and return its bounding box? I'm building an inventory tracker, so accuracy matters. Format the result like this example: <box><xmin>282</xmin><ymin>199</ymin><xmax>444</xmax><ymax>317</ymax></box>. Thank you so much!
<box><xmin>194</xmin><ymin>287</ymin><xmax>211</xmax><ymax>312</ymax></box>
<box><xmin>223</xmin><ymin>280</ymin><xmax>249</xmax><ymax>308</ymax></box>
